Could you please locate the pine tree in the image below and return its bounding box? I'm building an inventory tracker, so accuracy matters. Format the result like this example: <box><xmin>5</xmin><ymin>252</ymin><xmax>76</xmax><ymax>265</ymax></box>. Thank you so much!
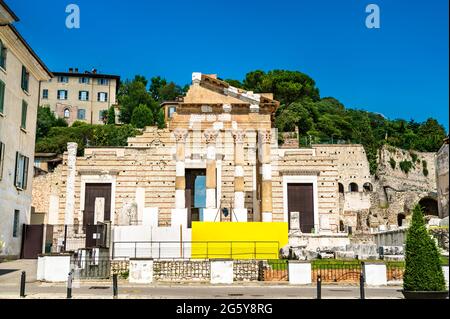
<box><xmin>107</xmin><ymin>106</ymin><xmax>116</xmax><ymax>125</ymax></box>
<box><xmin>403</xmin><ymin>204</ymin><xmax>446</xmax><ymax>291</ymax></box>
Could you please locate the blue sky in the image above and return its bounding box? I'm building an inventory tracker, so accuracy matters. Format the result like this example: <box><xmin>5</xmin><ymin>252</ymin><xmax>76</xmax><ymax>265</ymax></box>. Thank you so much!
<box><xmin>9</xmin><ymin>0</ymin><xmax>449</xmax><ymax>130</ymax></box>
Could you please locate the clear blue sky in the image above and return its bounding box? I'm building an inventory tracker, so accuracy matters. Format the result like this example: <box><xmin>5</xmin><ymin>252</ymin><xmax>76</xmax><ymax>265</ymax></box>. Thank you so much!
<box><xmin>9</xmin><ymin>0</ymin><xmax>449</xmax><ymax>130</ymax></box>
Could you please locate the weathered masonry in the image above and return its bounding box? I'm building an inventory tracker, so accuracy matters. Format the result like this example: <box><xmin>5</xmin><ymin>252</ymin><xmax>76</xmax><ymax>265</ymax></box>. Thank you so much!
<box><xmin>52</xmin><ymin>73</ymin><xmax>340</xmax><ymax>234</ymax></box>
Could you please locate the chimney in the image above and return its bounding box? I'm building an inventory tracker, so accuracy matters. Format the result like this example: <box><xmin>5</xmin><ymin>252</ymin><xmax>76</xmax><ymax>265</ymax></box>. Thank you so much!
<box><xmin>92</xmin><ymin>68</ymin><xmax>97</xmax><ymax>74</ymax></box>
<box><xmin>69</xmin><ymin>67</ymin><xmax>73</xmax><ymax>73</ymax></box>
<box><xmin>75</xmin><ymin>68</ymin><xmax>79</xmax><ymax>73</ymax></box>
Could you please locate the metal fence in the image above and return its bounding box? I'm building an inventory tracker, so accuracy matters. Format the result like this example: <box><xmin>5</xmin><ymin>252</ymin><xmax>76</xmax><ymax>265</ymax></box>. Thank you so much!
<box><xmin>259</xmin><ymin>260</ymin><xmax>289</xmax><ymax>281</ymax></box>
<box><xmin>312</xmin><ymin>261</ymin><xmax>362</xmax><ymax>283</ymax></box>
<box><xmin>112</xmin><ymin>241</ymin><xmax>280</xmax><ymax>260</ymax></box>
<box><xmin>386</xmin><ymin>262</ymin><xmax>405</xmax><ymax>282</ymax></box>
<box><xmin>71</xmin><ymin>253</ymin><xmax>111</xmax><ymax>279</ymax></box>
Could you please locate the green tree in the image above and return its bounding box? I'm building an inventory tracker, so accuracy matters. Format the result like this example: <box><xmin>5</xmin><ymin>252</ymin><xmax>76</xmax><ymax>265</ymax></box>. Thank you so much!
<box><xmin>118</xmin><ymin>77</ymin><xmax>156</xmax><ymax>124</ymax></box>
<box><xmin>131</xmin><ymin>104</ymin><xmax>154</xmax><ymax>128</ymax></box>
<box><xmin>158</xmin><ymin>82</ymin><xmax>183</xmax><ymax>102</ymax></box>
<box><xmin>403</xmin><ymin>204</ymin><xmax>446</xmax><ymax>292</ymax></box>
<box><xmin>36</xmin><ymin>106</ymin><xmax>67</xmax><ymax>140</ymax></box>
<box><xmin>107</xmin><ymin>106</ymin><xmax>116</xmax><ymax>125</ymax></box>
<box><xmin>149</xmin><ymin>76</ymin><xmax>167</xmax><ymax>101</ymax></box>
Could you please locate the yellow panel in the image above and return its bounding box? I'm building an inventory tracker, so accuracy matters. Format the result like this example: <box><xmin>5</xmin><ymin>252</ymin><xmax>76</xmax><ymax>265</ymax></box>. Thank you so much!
<box><xmin>191</xmin><ymin>222</ymin><xmax>288</xmax><ymax>260</ymax></box>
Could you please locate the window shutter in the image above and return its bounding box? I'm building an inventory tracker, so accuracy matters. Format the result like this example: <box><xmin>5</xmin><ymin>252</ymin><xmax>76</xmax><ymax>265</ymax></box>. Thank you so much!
<box><xmin>0</xmin><ymin>80</ymin><xmax>5</xmax><ymax>113</ymax></box>
<box><xmin>21</xmin><ymin>101</ymin><xmax>27</xmax><ymax>129</ymax></box>
<box><xmin>23</xmin><ymin>156</ymin><xmax>29</xmax><ymax>189</ymax></box>
<box><xmin>0</xmin><ymin>142</ymin><xmax>4</xmax><ymax>180</ymax></box>
<box><xmin>14</xmin><ymin>152</ymin><xmax>19</xmax><ymax>187</ymax></box>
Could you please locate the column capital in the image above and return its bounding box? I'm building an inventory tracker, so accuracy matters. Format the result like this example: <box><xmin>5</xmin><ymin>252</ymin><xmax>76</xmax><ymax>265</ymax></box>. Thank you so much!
<box><xmin>173</xmin><ymin>129</ymin><xmax>189</xmax><ymax>143</ymax></box>
<box><xmin>204</xmin><ymin>129</ymin><xmax>219</xmax><ymax>144</ymax></box>
<box><xmin>232</xmin><ymin>130</ymin><xmax>246</xmax><ymax>143</ymax></box>
<box><xmin>259</xmin><ymin>130</ymin><xmax>272</xmax><ymax>144</ymax></box>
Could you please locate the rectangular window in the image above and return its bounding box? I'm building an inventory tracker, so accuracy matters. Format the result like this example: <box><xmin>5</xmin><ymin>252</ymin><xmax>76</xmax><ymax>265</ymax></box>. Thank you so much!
<box><xmin>57</xmin><ymin>90</ymin><xmax>68</xmax><ymax>100</ymax></box>
<box><xmin>14</xmin><ymin>152</ymin><xmax>29</xmax><ymax>190</ymax></box>
<box><xmin>0</xmin><ymin>40</ymin><xmax>6</xmax><ymax>69</ymax></box>
<box><xmin>58</xmin><ymin>76</ymin><xmax>69</xmax><ymax>83</ymax></box>
<box><xmin>98</xmin><ymin>92</ymin><xmax>108</xmax><ymax>102</ymax></box>
<box><xmin>21</xmin><ymin>66</ymin><xmax>29</xmax><ymax>92</ymax></box>
<box><xmin>13</xmin><ymin>210</ymin><xmax>20</xmax><ymax>238</ymax></box>
<box><xmin>98</xmin><ymin>78</ymin><xmax>109</xmax><ymax>85</ymax></box>
<box><xmin>99</xmin><ymin>110</ymin><xmax>107</xmax><ymax>121</ymax></box>
<box><xmin>79</xmin><ymin>91</ymin><xmax>89</xmax><ymax>101</ymax></box>
<box><xmin>0</xmin><ymin>80</ymin><xmax>5</xmax><ymax>113</ymax></box>
<box><xmin>42</xmin><ymin>89</ymin><xmax>49</xmax><ymax>99</ymax></box>
<box><xmin>21</xmin><ymin>100</ymin><xmax>27</xmax><ymax>129</ymax></box>
<box><xmin>0</xmin><ymin>141</ymin><xmax>5</xmax><ymax>181</ymax></box>
<box><xmin>168</xmin><ymin>106</ymin><xmax>176</xmax><ymax>118</ymax></box>
<box><xmin>77</xmin><ymin>109</ymin><xmax>86</xmax><ymax>120</ymax></box>
<box><xmin>79</xmin><ymin>77</ymin><xmax>90</xmax><ymax>84</ymax></box>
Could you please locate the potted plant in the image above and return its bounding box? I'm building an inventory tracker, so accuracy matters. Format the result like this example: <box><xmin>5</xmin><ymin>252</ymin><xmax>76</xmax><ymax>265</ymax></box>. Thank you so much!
<box><xmin>402</xmin><ymin>204</ymin><xmax>448</xmax><ymax>299</ymax></box>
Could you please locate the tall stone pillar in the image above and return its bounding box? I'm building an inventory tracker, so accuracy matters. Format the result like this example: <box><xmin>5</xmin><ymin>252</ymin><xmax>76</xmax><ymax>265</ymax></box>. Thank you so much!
<box><xmin>203</xmin><ymin>129</ymin><xmax>219</xmax><ymax>221</ymax></box>
<box><xmin>259</xmin><ymin>130</ymin><xmax>273</xmax><ymax>222</ymax></box>
<box><xmin>64</xmin><ymin>142</ymin><xmax>77</xmax><ymax>225</ymax></box>
<box><xmin>232</xmin><ymin>130</ymin><xmax>247</xmax><ymax>222</ymax></box>
<box><xmin>171</xmin><ymin>129</ymin><xmax>189</xmax><ymax>228</ymax></box>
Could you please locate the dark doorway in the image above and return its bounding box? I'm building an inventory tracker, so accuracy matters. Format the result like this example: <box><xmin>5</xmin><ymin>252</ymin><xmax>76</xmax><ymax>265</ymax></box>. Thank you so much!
<box><xmin>287</xmin><ymin>183</ymin><xmax>314</xmax><ymax>233</ymax></box>
<box><xmin>349</xmin><ymin>183</ymin><xmax>359</xmax><ymax>192</ymax></box>
<box><xmin>397</xmin><ymin>213</ymin><xmax>406</xmax><ymax>227</ymax></box>
<box><xmin>83</xmin><ymin>183</ymin><xmax>112</xmax><ymax>227</ymax></box>
<box><xmin>186</xmin><ymin>169</ymin><xmax>206</xmax><ymax>228</ymax></box>
<box><xmin>338</xmin><ymin>183</ymin><xmax>344</xmax><ymax>194</ymax></box>
<box><xmin>20</xmin><ymin>224</ymin><xmax>43</xmax><ymax>259</ymax></box>
<box><xmin>418</xmin><ymin>197</ymin><xmax>439</xmax><ymax>216</ymax></box>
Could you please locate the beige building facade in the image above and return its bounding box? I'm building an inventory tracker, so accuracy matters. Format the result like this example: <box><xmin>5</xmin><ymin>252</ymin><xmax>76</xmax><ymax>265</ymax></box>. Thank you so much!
<box><xmin>0</xmin><ymin>2</ymin><xmax>52</xmax><ymax>258</ymax></box>
<box><xmin>44</xmin><ymin>73</ymin><xmax>340</xmax><ymax>235</ymax></box>
<box><xmin>39</xmin><ymin>68</ymin><xmax>119</xmax><ymax>125</ymax></box>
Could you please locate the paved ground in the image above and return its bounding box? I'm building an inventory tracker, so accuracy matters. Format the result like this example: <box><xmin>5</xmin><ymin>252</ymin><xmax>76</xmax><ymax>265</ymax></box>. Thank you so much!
<box><xmin>0</xmin><ymin>259</ymin><xmax>403</xmax><ymax>299</ymax></box>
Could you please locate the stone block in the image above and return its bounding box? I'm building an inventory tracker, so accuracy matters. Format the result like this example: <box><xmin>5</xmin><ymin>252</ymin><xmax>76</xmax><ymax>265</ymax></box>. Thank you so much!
<box><xmin>37</xmin><ymin>254</ymin><xmax>72</xmax><ymax>282</ymax></box>
<box><xmin>211</xmin><ymin>260</ymin><xmax>233</xmax><ymax>284</ymax></box>
<box><xmin>335</xmin><ymin>251</ymin><xmax>355</xmax><ymax>260</ymax></box>
<box><xmin>443</xmin><ymin>266</ymin><xmax>449</xmax><ymax>289</ymax></box>
<box><xmin>364</xmin><ymin>263</ymin><xmax>387</xmax><ymax>286</ymax></box>
<box><xmin>288</xmin><ymin>261</ymin><xmax>311</xmax><ymax>285</ymax></box>
<box><xmin>129</xmin><ymin>259</ymin><xmax>153</xmax><ymax>284</ymax></box>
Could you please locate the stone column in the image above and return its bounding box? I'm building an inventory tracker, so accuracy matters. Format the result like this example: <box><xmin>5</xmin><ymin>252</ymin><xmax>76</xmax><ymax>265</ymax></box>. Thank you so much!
<box><xmin>171</xmin><ymin>129</ymin><xmax>189</xmax><ymax>228</ymax></box>
<box><xmin>232</xmin><ymin>130</ymin><xmax>247</xmax><ymax>222</ymax></box>
<box><xmin>64</xmin><ymin>142</ymin><xmax>77</xmax><ymax>225</ymax></box>
<box><xmin>259</xmin><ymin>130</ymin><xmax>273</xmax><ymax>222</ymax></box>
<box><xmin>203</xmin><ymin>129</ymin><xmax>219</xmax><ymax>221</ymax></box>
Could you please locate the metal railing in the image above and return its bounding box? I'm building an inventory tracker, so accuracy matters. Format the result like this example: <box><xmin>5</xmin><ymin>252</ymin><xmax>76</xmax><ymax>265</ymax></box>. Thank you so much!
<box><xmin>386</xmin><ymin>262</ymin><xmax>405</xmax><ymax>282</ymax></box>
<box><xmin>311</xmin><ymin>261</ymin><xmax>362</xmax><ymax>283</ymax></box>
<box><xmin>112</xmin><ymin>241</ymin><xmax>280</xmax><ymax>260</ymax></box>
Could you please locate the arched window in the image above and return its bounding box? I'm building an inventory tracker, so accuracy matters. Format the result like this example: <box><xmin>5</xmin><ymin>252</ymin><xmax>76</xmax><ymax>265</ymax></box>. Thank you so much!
<box><xmin>418</xmin><ymin>197</ymin><xmax>439</xmax><ymax>216</ymax></box>
<box><xmin>64</xmin><ymin>108</ymin><xmax>70</xmax><ymax>118</ymax></box>
<box><xmin>349</xmin><ymin>183</ymin><xmax>358</xmax><ymax>192</ymax></box>
<box><xmin>338</xmin><ymin>183</ymin><xmax>344</xmax><ymax>193</ymax></box>
<box><xmin>363</xmin><ymin>182</ymin><xmax>373</xmax><ymax>192</ymax></box>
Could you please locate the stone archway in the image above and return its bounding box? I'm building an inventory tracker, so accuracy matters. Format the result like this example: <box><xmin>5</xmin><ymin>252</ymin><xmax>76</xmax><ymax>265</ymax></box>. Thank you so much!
<box><xmin>418</xmin><ymin>197</ymin><xmax>439</xmax><ymax>216</ymax></box>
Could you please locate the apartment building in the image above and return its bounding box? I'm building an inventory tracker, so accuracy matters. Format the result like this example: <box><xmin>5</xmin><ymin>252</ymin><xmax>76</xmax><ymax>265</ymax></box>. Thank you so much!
<box><xmin>0</xmin><ymin>0</ymin><xmax>52</xmax><ymax>258</ymax></box>
<box><xmin>39</xmin><ymin>68</ymin><xmax>120</xmax><ymax>125</ymax></box>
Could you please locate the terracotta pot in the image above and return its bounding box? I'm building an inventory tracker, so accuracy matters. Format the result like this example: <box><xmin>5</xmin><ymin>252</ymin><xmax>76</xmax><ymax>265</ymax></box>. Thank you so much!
<box><xmin>402</xmin><ymin>290</ymin><xmax>449</xmax><ymax>299</ymax></box>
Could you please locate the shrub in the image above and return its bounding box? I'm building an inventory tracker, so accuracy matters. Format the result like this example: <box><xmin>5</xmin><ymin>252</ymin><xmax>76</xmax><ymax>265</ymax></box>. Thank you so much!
<box><xmin>410</xmin><ymin>152</ymin><xmax>418</xmax><ymax>163</ymax></box>
<box><xmin>403</xmin><ymin>205</ymin><xmax>446</xmax><ymax>291</ymax></box>
<box><xmin>399</xmin><ymin>160</ymin><xmax>413</xmax><ymax>174</ymax></box>
<box><xmin>389</xmin><ymin>157</ymin><xmax>396</xmax><ymax>169</ymax></box>
<box><xmin>107</xmin><ymin>106</ymin><xmax>116</xmax><ymax>125</ymax></box>
<box><xmin>131</xmin><ymin>104</ymin><xmax>153</xmax><ymax>128</ymax></box>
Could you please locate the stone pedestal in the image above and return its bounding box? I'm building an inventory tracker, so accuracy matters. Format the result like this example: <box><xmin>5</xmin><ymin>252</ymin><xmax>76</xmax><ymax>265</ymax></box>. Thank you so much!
<box><xmin>129</xmin><ymin>259</ymin><xmax>153</xmax><ymax>284</ymax></box>
<box><xmin>232</xmin><ymin>208</ymin><xmax>248</xmax><ymax>222</ymax></box>
<box><xmin>363</xmin><ymin>262</ymin><xmax>387</xmax><ymax>286</ymax></box>
<box><xmin>37</xmin><ymin>254</ymin><xmax>72</xmax><ymax>282</ymax></box>
<box><xmin>288</xmin><ymin>261</ymin><xmax>311</xmax><ymax>285</ymax></box>
<box><xmin>443</xmin><ymin>266</ymin><xmax>449</xmax><ymax>289</ymax></box>
<box><xmin>210</xmin><ymin>260</ymin><xmax>233</xmax><ymax>284</ymax></box>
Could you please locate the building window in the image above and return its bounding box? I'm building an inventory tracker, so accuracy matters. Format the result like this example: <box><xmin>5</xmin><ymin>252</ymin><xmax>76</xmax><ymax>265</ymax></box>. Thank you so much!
<box><xmin>0</xmin><ymin>40</ymin><xmax>6</xmax><ymax>69</ymax></box>
<box><xmin>99</xmin><ymin>110</ymin><xmax>107</xmax><ymax>121</ymax></box>
<box><xmin>98</xmin><ymin>92</ymin><xmax>108</xmax><ymax>102</ymax></box>
<box><xmin>63</xmin><ymin>108</ymin><xmax>70</xmax><ymax>118</ymax></box>
<box><xmin>168</xmin><ymin>106</ymin><xmax>176</xmax><ymax>118</ymax></box>
<box><xmin>79</xmin><ymin>91</ymin><xmax>89</xmax><ymax>101</ymax></box>
<box><xmin>58</xmin><ymin>76</ymin><xmax>69</xmax><ymax>83</ymax></box>
<box><xmin>21</xmin><ymin>66</ymin><xmax>29</xmax><ymax>92</ymax></box>
<box><xmin>14</xmin><ymin>152</ymin><xmax>29</xmax><ymax>190</ymax></box>
<box><xmin>98</xmin><ymin>78</ymin><xmax>109</xmax><ymax>85</ymax></box>
<box><xmin>57</xmin><ymin>90</ymin><xmax>68</xmax><ymax>100</ymax></box>
<box><xmin>0</xmin><ymin>80</ymin><xmax>5</xmax><ymax>113</ymax></box>
<box><xmin>0</xmin><ymin>141</ymin><xmax>5</xmax><ymax>181</ymax></box>
<box><xmin>363</xmin><ymin>182</ymin><xmax>373</xmax><ymax>192</ymax></box>
<box><xmin>21</xmin><ymin>100</ymin><xmax>28</xmax><ymax>129</ymax></box>
<box><xmin>42</xmin><ymin>89</ymin><xmax>49</xmax><ymax>99</ymax></box>
<box><xmin>13</xmin><ymin>210</ymin><xmax>20</xmax><ymax>238</ymax></box>
<box><xmin>79</xmin><ymin>77</ymin><xmax>90</xmax><ymax>84</ymax></box>
<box><xmin>77</xmin><ymin>109</ymin><xmax>86</xmax><ymax>120</ymax></box>
<box><xmin>349</xmin><ymin>183</ymin><xmax>359</xmax><ymax>192</ymax></box>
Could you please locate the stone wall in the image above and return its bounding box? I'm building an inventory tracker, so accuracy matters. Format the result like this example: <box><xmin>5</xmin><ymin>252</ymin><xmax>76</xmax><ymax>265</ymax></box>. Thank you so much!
<box><xmin>436</xmin><ymin>142</ymin><xmax>449</xmax><ymax>218</ymax></box>
<box><xmin>233</xmin><ymin>260</ymin><xmax>259</xmax><ymax>281</ymax></box>
<box><xmin>32</xmin><ymin>165</ymin><xmax>64</xmax><ymax>222</ymax></box>
<box><xmin>153</xmin><ymin>260</ymin><xmax>210</xmax><ymax>281</ymax></box>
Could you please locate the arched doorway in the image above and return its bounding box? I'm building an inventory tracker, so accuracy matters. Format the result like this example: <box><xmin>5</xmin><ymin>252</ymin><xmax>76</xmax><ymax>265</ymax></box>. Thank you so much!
<box><xmin>397</xmin><ymin>213</ymin><xmax>406</xmax><ymax>227</ymax></box>
<box><xmin>418</xmin><ymin>197</ymin><xmax>438</xmax><ymax>216</ymax></box>
<box><xmin>338</xmin><ymin>183</ymin><xmax>344</xmax><ymax>194</ymax></box>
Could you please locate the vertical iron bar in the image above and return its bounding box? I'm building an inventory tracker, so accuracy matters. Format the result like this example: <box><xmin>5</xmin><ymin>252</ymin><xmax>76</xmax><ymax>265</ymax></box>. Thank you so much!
<box><xmin>20</xmin><ymin>271</ymin><xmax>26</xmax><ymax>298</ymax></box>
<box><xmin>134</xmin><ymin>242</ymin><xmax>137</xmax><ymax>259</ymax></box>
<box><xmin>63</xmin><ymin>225</ymin><xmax>68</xmax><ymax>252</ymax></box>
<box><xmin>67</xmin><ymin>272</ymin><xmax>73</xmax><ymax>299</ymax></box>
<box><xmin>360</xmin><ymin>271</ymin><xmax>365</xmax><ymax>299</ymax></box>
<box><xmin>113</xmin><ymin>274</ymin><xmax>118</xmax><ymax>298</ymax></box>
<box><xmin>317</xmin><ymin>275</ymin><xmax>321</xmax><ymax>299</ymax></box>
